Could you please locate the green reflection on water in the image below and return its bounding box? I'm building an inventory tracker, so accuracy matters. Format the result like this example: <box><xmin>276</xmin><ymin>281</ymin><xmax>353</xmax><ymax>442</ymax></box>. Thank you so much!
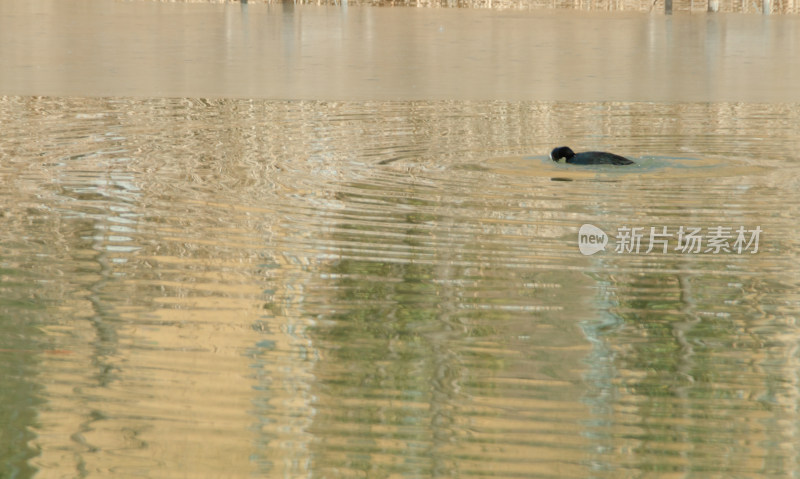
<box><xmin>0</xmin><ymin>281</ymin><xmax>46</xmax><ymax>479</ymax></box>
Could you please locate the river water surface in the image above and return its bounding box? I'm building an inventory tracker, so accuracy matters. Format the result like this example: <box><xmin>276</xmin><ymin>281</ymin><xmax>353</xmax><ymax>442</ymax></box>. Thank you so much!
<box><xmin>1</xmin><ymin>2</ymin><xmax>800</xmax><ymax>478</ymax></box>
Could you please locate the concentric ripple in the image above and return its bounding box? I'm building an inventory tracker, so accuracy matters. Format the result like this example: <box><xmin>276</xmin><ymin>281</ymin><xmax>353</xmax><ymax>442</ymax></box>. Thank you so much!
<box><xmin>1</xmin><ymin>97</ymin><xmax>799</xmax><ymax>478</ymax></box>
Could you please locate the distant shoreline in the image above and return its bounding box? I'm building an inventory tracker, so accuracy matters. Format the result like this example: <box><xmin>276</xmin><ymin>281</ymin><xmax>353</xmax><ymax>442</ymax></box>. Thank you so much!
<box><xmin>145</xmin><ymin>0</ymin><xmax>798</xmax><ymax>15</ymax></box>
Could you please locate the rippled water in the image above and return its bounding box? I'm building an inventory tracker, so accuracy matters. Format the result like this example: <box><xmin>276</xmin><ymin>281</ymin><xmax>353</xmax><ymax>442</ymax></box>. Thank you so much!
<box><xmin>1</xmin><ymin>96</ymin><xmax>799</xmax><ymax>477</ymax></box>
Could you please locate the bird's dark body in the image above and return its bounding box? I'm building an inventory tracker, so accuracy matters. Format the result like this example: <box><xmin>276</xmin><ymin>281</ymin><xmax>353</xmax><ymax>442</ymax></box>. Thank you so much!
<box><xmin>550</xmin><ymin>146</ymin><xmax>634</xmax><ymax>165</ymax></box>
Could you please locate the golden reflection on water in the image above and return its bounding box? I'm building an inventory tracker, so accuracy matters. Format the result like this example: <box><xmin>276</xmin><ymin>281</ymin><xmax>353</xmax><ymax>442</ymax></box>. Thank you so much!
<box><xmin>1</xmin><ymin>96</ymin><xmax>800</xmax><ymax>477</ymax></box>
<box><xmin>3</xmin><ymin>1</ymin><xmax>800</xmax><ymax>102</ymax></box>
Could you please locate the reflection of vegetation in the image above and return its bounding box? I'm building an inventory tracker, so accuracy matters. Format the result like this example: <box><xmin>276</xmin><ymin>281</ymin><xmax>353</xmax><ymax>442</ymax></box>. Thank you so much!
<box><xmin>0</xmin><ymin>294</ymin><xmax>45</xmax><ymax>478</ymax></box>
<box><xmin>312</xmin><ymin>258</ymin><xmax>452</xmax><ymax>476</ymax></box>
<box><xmin>326</xmin><ymin>260</ymin><xmax>439</xmax><ymax>346</ymax></box>
<box><xmin>305</xmin><ymin>199</ymin><xmax>507</xmax><ymax>476</ymax></box>
<box><xmin>0</xmin><ymin>368</ymin><xmax>42</xmax><ymax>478</ymax></box>
<box><xmin>584</xmin><ymin>253</ymin><xmax>795</xmax><ymax>473</ymax></box>
<box><xmin>299</xmin><ymin>171</ymin><xmax>600</xmax><ymax>475</ymax></box>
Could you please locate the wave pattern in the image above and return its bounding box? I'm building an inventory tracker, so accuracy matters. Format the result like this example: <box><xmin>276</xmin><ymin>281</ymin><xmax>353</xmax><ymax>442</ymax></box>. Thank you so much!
<box><xmin>1</xmin><ymin>97</ymin><xmax>799</xmax><ymax>478</ymax></box>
